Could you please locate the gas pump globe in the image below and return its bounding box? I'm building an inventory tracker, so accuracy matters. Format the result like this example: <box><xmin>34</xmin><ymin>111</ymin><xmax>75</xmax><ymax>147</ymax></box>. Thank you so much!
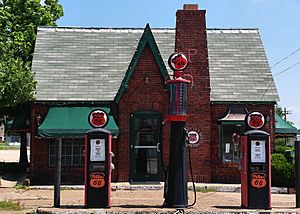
<box><xmin>167</xmin><ymin>52</ymin><xmax>192</xmax><ymax>121</ymax></box>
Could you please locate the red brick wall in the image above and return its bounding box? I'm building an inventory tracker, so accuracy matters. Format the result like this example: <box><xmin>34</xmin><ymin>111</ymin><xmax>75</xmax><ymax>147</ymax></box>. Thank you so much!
<box><xmin>210</xmin><ymin>103</ymin><xmax>275</xmax><ymax>183</ymax></box>
<box><xmin>30</xmin><ymin>103</ymin><xmax>51</xmax><ymax>184</ymax></box>
<box><xmin>117</xmin><ymin>44</ymin><xmax>170</xmax><ymax>182</ymax></box>
<box><xmin>30</xmin><ymin>103</ymin><xmax>85</xmax><ymax>184</ymax></box>
<box><xmin>175</xmin><ymin>9</ymin><xmax>212</xmax><ymax>182</ymax></box>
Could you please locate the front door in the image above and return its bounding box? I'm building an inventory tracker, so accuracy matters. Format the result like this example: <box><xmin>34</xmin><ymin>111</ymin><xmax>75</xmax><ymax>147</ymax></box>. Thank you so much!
<box><xmin>130</xmin><ymin>111</ymin><xmax>162</xmax><ymax>182</ymax></box>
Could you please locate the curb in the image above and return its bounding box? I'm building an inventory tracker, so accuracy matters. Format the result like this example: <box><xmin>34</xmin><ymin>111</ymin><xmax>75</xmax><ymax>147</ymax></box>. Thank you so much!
<box><xmin>28</xmin><ymin>183</ymin><xmax>289</xmax><ymax>194</ymax></box>
<box><xmin>36</xmin><ymin>207</ymin><xmax>300</xmax><ymax>214</ymax></box>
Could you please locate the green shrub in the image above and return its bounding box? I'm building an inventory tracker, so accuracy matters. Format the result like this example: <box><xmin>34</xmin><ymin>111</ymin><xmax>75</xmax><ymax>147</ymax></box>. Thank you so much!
<box><xmin>271</xmin><ymin>153</ymin><xmax>295</xmax><ymax>187</ymax></box>
<box><xmin>0</xmin><ymin>142</ymin><xmax>20</xmax><ymax>150</ymax></box>
<box><xmin>274</xmin><ymin>144</ymin><xmax>294</xmax><ymax>154</ymax></box>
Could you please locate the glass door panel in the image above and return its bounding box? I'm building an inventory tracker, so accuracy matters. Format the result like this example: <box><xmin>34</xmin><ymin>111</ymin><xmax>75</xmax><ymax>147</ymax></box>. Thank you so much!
<box><xmin>130</xmin><ymin>112</ymin><xmax>162</xmax><ymax>182</ymax></box>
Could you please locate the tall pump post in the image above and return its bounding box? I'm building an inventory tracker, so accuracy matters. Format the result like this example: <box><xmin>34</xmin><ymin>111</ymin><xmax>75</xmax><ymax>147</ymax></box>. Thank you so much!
<box><xmin>163</xmin><ymin>52</ymin><xmax>192</xmax><ymax>208</ymax></box>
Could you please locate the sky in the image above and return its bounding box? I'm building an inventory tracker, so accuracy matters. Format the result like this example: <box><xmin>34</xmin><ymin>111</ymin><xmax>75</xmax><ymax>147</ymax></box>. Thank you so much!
<box><xmin>56</xmin><ymin>0</ymin><xmax>300</xmax><ymax>129</ymax></box>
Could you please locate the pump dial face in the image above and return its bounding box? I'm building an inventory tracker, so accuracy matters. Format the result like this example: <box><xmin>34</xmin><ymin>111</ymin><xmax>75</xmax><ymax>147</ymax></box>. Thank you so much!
<box><xmin>90</xmin><ymin>139</ymin><xmax>105</xmax><ymax>162</ymax></box>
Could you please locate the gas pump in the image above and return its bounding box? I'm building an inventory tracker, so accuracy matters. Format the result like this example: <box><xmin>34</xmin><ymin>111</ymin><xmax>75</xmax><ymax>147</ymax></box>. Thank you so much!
<box><xmin>84</xmin><ymin>128</ymin><xmax>114</xmax><ymax>208</ymax></box>
<box><xmin>240</xmin><ymin>112</ymin><xmax>271</xmax><ymax>209</ymax></box>
<box><xmin>163</xmin><ymin>52</ymin><xmax>193</xmax><ymax>208</ymax></box>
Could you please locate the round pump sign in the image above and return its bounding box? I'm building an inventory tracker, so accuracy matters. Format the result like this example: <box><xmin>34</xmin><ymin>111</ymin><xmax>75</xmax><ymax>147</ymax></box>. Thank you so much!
<box><xmin>246</xmin><ymin>112</ymin><xmax>265</xmax><ymax>130</ymax></box>
<box><xmin>188</xmin><ymin>131</ymin><xmax>200</xmax><ymax>144</ymax></box>
<box><xmin>168</xmin><ymin>52</ymin><xmax>188</xmax><ymax>71</ymax></box>
<box><xmin>88</xmin><ymin>109</ymin><xmax>108</xmax><ymax>128</ymax></box>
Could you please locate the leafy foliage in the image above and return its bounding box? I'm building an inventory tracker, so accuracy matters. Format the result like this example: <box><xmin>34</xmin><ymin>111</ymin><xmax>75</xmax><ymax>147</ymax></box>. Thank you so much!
<box><xmin>271</xmin><ymin>153</ymin><xmax>295</xmax><ymax>187</ymax></box>
<box><xmin>272</xmin><ymin>106</ymin><xmax>296</xmax><ymax>187</ymax></box>
<box><xmin>275</xmin><ymin>105</ymin><xmax>284</xmax><ymax>118</ymax></box>
<box><xmin>274</xmin><ymin>138</ymin><xmax>294</xmax><ymax>153</ymax></box>
<box><xmin>0</xmin><ymin>58</ymin><xmax>35</xmax><ymax>115</ymax></box>
<box><xmin>275</xmin><ymin>104</ymin><xmax>294</xmax><ymax>126</ymax></box>
<box><xmin>0</xmin><ymin>141</ymin><xmax>20</xmax><ymax>150</ymax></box>
<box><xmin>0</xmin><ymin>0</ymin><xmax>63</xmax><ymax>119</ymax></box>
<box><xmin>272</xmin><ymin>137</ymin><xmax>295</xmax><ymax>187</ymax></box>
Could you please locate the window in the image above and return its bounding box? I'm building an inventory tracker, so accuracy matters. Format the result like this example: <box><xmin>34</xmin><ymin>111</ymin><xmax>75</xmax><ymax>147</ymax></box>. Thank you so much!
<box><xmin>221</xmin><ymin>122</ymin><xmax>245</xmax><ymax>162</ymax></box>
<box><xmin>49</xmin><ymin>138</ymin><xmax>84</xmax><ymax>167</ymax></box>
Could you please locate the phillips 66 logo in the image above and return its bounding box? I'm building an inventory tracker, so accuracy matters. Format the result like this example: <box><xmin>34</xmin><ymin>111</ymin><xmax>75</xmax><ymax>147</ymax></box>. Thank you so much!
<box><xmin>246</xmin><ymin>112</ymin><xmax>265</xmax><ymax>130</ymax></box>
<box><xmin>89</xmin><ymin>172</ymin><xmax>105</xmax><ymax>188</ymax></box>
<box><xmin>168</xmin><ymin>52</ymin><xmax>188</xmax><ymax>71</ymax></box>
<box><xmin>251</xmin><ymin>172</ymin><xmax>267</xmax><ymax>189</ymax></box>
<box><xmin>88</xmin><ymin>110</ymin><xmax>108</xmax><ymax>128</ymax></box>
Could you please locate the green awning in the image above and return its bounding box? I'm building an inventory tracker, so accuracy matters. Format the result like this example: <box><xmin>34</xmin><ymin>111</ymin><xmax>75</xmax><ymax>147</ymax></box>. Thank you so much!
<box><xmin>38</xmin><ymin>107</ymin><xmax>119</xmax><ymax>137</ymax></box>
<box><xmin>275</xmin><ymin>113</ymin><xmax>297</xmax><ymax>135</ymax></box>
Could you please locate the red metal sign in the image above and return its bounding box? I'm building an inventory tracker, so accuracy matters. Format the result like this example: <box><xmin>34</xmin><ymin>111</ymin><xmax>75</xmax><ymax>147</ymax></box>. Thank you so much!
<box><xmin>89</xmin><ymin>172</ymin><xmax>105</xmax><ymax>188</ymax></box>
<box><xmin>246</xmin><ymin>112</ymin><xmax>265</xmax><ymax>130</ymax></box>
<box><xmin>89</xmin><ymin>110</ymin><xmax>108</xmax><ymax>128</ymax></box>
<box><xmin>168</xmin><ymin>52</ymin><xmax>188</xmax><ymax>71</ymax></box>
<box><xmin>251</xmin><ymin>172</ymin><xmax>267</xmax><ymax>189</ymax></box>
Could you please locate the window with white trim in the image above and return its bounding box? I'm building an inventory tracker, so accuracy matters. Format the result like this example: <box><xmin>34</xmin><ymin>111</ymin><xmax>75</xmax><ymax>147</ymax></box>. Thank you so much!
<box><xmin>49</xmin><ymin>138</ymin><xmax>84</xmax><ymax>166</ymax></box>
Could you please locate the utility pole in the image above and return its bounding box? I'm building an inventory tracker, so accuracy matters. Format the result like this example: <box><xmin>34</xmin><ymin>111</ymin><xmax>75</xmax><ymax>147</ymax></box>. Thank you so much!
<box><xmin>283</xmin><ymin>107</ymin><xmax>292</xmax><ymax>121</ymax></box>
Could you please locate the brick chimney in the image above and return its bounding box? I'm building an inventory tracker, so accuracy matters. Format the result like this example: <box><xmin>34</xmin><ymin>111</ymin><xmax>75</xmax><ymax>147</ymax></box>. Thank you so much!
<box><xmin>183</xmin><ymin>4</ymin><xmax>198</xmax><ymax>10</ymax></box>
<box><xmin>175</xmin><ymin>4</ymin><xmax>211</xmax><ymax>182</ymax></box>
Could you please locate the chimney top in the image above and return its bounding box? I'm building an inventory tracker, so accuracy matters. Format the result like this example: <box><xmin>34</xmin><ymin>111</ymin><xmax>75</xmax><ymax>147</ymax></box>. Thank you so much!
<box><xmin>183</xmin><ymin>4</ymin><xmax>198</xmax><ymax>10</ymax></box>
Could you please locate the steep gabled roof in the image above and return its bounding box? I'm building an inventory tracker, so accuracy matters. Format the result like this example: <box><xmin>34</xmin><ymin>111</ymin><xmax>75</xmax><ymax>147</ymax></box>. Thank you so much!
<box><xmin>32</xmin><ymin>26</ymin><xmax>174</xmax><ymax>102</ymax></box>
<box><xmin>114</xmin><ymin>24</ymin><xmax>169</xmax><ymax>103</ymax></box>
<box><xmin>32</xmin><ymin>27</ymin><xmax>279</xmax><ymax>102</ymax></box>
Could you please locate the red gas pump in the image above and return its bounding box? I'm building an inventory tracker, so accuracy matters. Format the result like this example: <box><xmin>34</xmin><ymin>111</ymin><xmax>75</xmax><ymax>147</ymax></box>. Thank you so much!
<box><xmin>84</xmin><ymin>128</ymin><xmax>114</xmax><ymax>208</ymax></box>
<box><xmin>240</xmin><ymin>112</ymin><xmax>271</xmax><ymax>209</ymax></box>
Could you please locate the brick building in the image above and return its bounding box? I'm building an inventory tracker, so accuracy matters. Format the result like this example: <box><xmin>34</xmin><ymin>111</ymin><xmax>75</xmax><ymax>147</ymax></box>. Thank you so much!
<box><xmin>28</xmin><ymin>4</ymin><xmax>278</xmax><ymax>184</ymax></box>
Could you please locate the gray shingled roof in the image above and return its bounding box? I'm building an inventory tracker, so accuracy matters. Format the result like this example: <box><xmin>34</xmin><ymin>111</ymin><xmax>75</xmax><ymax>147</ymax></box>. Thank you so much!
<box><xmin>32</xmin><ymin>27</ymin><xmax>279</xmax><ymax>102</ymax></box>
<box><xmin>207</xmin><ymin>29</ymin><xmax>278</xmax><ymax>102</ymax></box>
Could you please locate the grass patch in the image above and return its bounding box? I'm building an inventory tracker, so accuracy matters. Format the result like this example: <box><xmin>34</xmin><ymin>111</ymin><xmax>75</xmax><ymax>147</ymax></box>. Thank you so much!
<box><xmin>0</xmin><ymin>200</ymin><xmax>23</xmax><ymax>211</ymax></box>
<box><xmin>188</xmin><ymin>186</ymin><xmax>215</xmax><ymax>193</ymax></box>
<box><xmin>15</xmin><ymin>184</ymin><xmax>29</xmax><ymax>191</ymax></box>
<box><xmin>0</xmin><ymin>142</ymin><xmax>20</xmax><ymax>150</ymax></box>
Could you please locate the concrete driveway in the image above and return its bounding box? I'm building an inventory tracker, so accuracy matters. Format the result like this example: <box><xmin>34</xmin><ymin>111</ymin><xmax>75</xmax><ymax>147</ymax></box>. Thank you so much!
<box><xmin>0</xmin><ymin>187</ymin><xmax>298</xmax><ymax>214</ymax></box>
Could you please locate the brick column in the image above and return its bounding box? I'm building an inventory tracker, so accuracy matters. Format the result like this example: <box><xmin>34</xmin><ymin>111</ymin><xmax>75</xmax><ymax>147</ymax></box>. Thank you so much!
<box><xmin>175</xmin><ymin>5</ymin><xmax>211</xmax><ymax>182</ymax></box>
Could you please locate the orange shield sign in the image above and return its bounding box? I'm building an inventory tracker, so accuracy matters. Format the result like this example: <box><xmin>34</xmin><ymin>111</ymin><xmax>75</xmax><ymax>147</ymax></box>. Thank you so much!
<box><xmin>89</xmin><ymin>172</ymin><xmax>105</xmax><ymax>188</ymax></box>
<box><xmin>251</xmin><ymin>172</ymin><xmax>267</xmax><ymax>189</ymax></box>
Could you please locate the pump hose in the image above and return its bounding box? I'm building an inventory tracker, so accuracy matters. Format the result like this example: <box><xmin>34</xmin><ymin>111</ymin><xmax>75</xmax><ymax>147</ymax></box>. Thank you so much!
<box><xmin>160</xmin><ymin>130</ymin><xmax>196</xmax><ymax>207</ymax></box>
<box><xmin>188</xmin><ymin>144</ymin><xmax>197</xmax><ymax>207</ymax></box>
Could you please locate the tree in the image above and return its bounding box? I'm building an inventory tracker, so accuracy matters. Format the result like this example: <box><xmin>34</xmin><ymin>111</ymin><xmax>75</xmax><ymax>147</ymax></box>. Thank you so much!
<box><xmin>275</xmin><ymin>104</ymin><xmax>294</xmax><ymax>126</ymax></box>
<box><xmin>0</xmin><ymin>0</ymin><xmax>63</xmax><ymax>165</ymax></box>
<box><xmin>275</xmin><ymin>105</ymin><xmax>284</xmax><ymax>119</ymax></box>
<box><xmin>0</xmin><ymin>0</ymin><xmax>63</xmax><ymax>119</ymax></box>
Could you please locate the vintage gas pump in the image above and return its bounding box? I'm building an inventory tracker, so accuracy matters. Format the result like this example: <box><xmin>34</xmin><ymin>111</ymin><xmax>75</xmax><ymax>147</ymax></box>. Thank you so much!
<box><xmin>240</xmin><ymin>112</ymin><xmax>271</xmax><ymax>209</ymax></box>
<box><xmin>163</xmin><ymin>52</ymin><xmax>193</xmax><ymax>208</ymax></box>
<box><xmin>84</xmin><ymin>128</ymin><xmax>114</xmax><ymax>208</ymax></box>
